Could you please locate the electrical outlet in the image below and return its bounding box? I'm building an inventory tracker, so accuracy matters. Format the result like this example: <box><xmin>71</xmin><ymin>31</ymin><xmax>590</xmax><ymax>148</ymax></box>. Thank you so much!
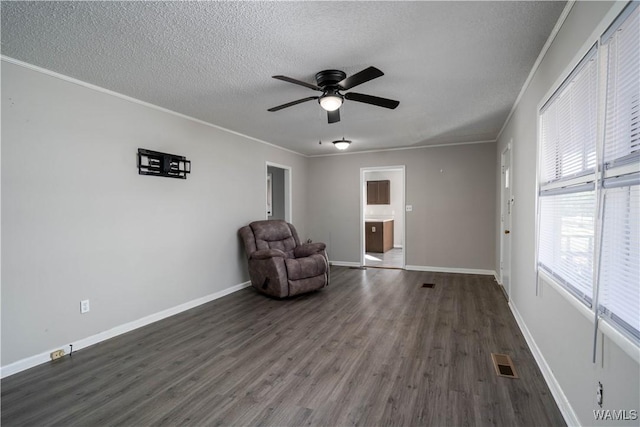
<box><xmin>50</xmin><ymin>349</ymin><xmax>65</xmax><ymax>360</ymax></box>
<box><xmin>597</xmin><ymin>382</ymin><xmax>603</xmax><ymax>407</ymax></box>
<box><xmin>80</xmin><ymin>299</ymin><xmax>90</xmax><ymax>314</ymax></box>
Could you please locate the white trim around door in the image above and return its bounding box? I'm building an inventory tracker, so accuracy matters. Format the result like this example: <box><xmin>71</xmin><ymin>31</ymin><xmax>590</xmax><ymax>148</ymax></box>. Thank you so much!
<box><xmin>360</xmin><ymin>165</ymin><xmax>406</xmax><ymax>269</ymax></box>
<box><xmin>265</xmin><ymin>162</ymin><xmax>292</xmax><ymax>223</ymax></box>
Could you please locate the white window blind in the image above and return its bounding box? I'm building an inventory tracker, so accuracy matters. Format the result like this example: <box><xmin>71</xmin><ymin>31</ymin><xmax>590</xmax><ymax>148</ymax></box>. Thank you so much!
<box><xmin>597</xmin><ymin>2</ymin><xmax>640</xmax><ymax>344</ymax></box>
<box><xmin>599</xmin><ymin>184</ymin><xmax>640</xmax><ymax>342</ymax></box>
<box><xmin>538</xmin><ymin>46</ymin><xmax>598</xmax><ymax>305</ymax></box>
<box><xmin>603</xmin><ymin>2</ymin><xmax>639</xmax><ymax>167</ymax></box>
<box><xmin>540</xmin><ymin>46</ymin><xmax>598</xmax><ymax>185</ymax></box>
<box><xmin>539</xmin><ymin>190</ymin><xmax>596</xmax><ymax>304</ymax></box>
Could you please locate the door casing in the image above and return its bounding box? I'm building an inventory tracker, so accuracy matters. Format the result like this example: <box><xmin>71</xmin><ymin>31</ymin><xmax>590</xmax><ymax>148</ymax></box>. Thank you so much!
<box><xmin>265</xmin><ymin>162</ymin><xmax>292</xmax><ymax>223</ymax></box>
<box><xmin>360</xmin><ymin>165</ymin><xmax>406</xmax><ymax>268</ymax></box>
<box><xmin>499</xmin><ymin>142</ymin><xmax>513</xmax><ymax>299</ymax></box>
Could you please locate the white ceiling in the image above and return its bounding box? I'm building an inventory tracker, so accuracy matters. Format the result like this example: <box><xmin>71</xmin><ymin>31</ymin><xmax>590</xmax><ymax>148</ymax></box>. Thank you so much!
<box><xmin>1</xmin><ymin>1</ymin><xmax>566</xmax><ymax>156</ymax></box>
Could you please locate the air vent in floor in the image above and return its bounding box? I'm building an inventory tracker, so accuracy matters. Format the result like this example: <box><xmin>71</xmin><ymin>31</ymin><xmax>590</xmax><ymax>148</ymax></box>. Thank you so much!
<box><xmin>491</xmin><ymin>353</ymin><xmax>518</xmax><ymax>378</ymax></box>
<box><xmin>422</xmin><ymin>283</ymin><xmax>435</xmax><ymax>288</ymax></box>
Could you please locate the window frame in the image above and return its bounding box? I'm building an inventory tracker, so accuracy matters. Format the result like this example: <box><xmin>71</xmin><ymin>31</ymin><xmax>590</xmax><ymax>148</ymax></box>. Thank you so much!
<box><xmin>537</xmin><ymin>43</ymin><xmax>600</xmax><ymax>308</ymax></box>
<box><xmin>595</xmin><ymin>1</ymin><xmax>640</xmax><ymax>345</ymax></box>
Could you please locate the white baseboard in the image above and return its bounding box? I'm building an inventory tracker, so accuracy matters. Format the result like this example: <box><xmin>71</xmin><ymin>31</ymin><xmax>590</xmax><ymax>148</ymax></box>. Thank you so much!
<box><xmin>0</xmin><ymin>281</ymin><xmax>251</xmax><ymax>379</ymax></box>
<box><xmin>330</xmin><ymin>262</ymin><xmax>496</xmax><ymax>276</ymax></box>
<box><xmin>329</xmin><ymin>260</ymin><xmax>361</xmax><ymax>267</ymax></box>
<box><xmin>494</xmin><ymin>272</ymin><xmax>503</xmax><ymax>285</ymax></box>
<box><xmin>393</xmin><ymin>245</ymin><xmax>403</xmax><ymax>249</ymax></box>
<box><xmin>405</xmin><ymin>265</ymin><xmax>496</xmax><ymax>276</ymax></box>
<box><xmin>509</xmin><ymin>302</ymin><xmax>580</xmax><ymax>427</ymax></box>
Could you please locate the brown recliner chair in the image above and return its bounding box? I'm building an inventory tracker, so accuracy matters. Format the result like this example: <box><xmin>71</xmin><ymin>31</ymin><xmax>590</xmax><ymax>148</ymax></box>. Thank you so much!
<box><xmin>238</xmin><ymin>220</ymin><xmax>329</xmax><ymax>298</ymax></box>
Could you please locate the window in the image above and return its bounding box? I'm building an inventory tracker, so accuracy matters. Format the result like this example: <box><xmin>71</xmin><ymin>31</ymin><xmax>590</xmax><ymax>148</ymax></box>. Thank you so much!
<box><xmin>538</xmin><ymin>189</ymin><xmax>596</xmax><ymax>303</ymax></box>
<box><xmin>598</xmin><ymin>2</ymin><xmax>640</xmax><ymax>343</ymax></box>
<box><xmin>538</xmin><ymin>2</ymin><xmax>639</xmax><ymax>345</ymax></box>
<box><xmin>599</xmin><ymin>185</ymin><xmax>639</xmax><ymax>341</ymax></box>
<box><xmin>538</xmin><ymin>45</ymin><xmax>598</xmax><ymax>305</ymax></box>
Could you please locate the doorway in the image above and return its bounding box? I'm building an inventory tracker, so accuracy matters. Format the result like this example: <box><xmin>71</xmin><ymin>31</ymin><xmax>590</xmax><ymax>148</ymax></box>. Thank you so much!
<box><xmin>360</xmin><ymin>166</ymin><xmax>406</xmax><ymax>269</ymax></box>
<box><xmin>499</xmin><ymin>143</ymin><xmax>512</xmax><ymax>299</ymax></box>
<box><xmin>266</xmin><ymin>162</ymin><xmax>292</xmax><ymax>222</ymax></box>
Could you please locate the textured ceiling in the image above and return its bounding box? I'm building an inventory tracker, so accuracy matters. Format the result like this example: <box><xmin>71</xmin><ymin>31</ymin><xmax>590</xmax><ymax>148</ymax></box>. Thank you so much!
<box><xmin>1</xmin><ymin>1</ymin><xmax>566</xmax><ymax>156</ymax></box>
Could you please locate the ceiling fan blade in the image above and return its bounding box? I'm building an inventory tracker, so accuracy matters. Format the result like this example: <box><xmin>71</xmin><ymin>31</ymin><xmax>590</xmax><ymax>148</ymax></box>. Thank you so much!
<box><xmin>268</xmin><ymin>96</ymin><xmax>319</xmax><ymax>112</ymax></box>
<box><xmin>344</xmin><ymin>92</ymin><xmax>400</xmax><ymax>109</ymax></box>
<box><xmin>338</xmin><ymin>66</ymin><xmax>384</xmax><ymax>90</ymax></box>
<box><xmin>328</xmin><ymin>109</ymin><xmax>340</xmax><ymax>124</ymax></box>
<box><xmin>272</xmin><ymin>75</ymin><xmax>322</xmax><ymax>91</ymax></box>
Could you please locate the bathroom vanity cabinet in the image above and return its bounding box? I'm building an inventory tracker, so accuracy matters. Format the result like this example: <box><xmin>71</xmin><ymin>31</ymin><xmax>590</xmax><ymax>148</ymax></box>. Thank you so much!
<box><xmin>365</xmin><ymin>219</ymin><xmax>394</xmax><ymax>253</ymax></box>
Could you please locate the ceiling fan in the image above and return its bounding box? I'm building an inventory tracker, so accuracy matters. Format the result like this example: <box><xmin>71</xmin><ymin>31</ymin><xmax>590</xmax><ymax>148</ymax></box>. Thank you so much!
<box><xmin>267</xmin><ymin>66</ymin><xmax>400</xmax><ymax>124</ymax></box>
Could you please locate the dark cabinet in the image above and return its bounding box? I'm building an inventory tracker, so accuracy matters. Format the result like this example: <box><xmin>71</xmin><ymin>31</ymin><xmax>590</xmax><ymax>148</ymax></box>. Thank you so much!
<box><xmin>367</xmin><ymin>180</ymin><xmax>390</xmax><ymax>205</ymax></box>
<box><xmin>365</xmin><ymin>220</ymin><xmax>394</xmax><ymax>253</ymax></box>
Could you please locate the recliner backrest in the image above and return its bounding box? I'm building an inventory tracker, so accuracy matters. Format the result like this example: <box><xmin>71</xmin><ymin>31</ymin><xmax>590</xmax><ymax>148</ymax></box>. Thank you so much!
<box><xmin>250</xmin><ymin>220</ymin><xmax>300</xmax><ymax>259</ymax></box>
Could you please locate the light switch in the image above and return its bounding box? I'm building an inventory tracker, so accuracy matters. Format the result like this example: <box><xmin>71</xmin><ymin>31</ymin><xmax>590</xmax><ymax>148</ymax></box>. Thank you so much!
<box><xmin>371</xmin><ymin>226</ymin><xmax>376</xmax><ymax>232</ymax></box>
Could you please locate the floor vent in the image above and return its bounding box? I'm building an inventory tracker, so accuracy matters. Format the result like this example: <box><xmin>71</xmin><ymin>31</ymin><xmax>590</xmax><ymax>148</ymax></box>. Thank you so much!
<box><xmin>422</xmin><ymin>283</ymin><xmax>435</xmax><ymax>288</ymax></box>
<box><xmin>491</xmin><ymin>353</ymin><xmax>518</xmax><ymax>378</ymax></box>
<box><xmin>349</xmin><ymin>266</ymin><xmax>367</xmax><ymax>270</ymax></box>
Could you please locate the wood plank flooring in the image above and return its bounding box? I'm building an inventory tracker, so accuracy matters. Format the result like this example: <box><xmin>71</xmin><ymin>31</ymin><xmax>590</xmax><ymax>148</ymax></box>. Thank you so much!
<box><xmin>1</xmin><ymin>267</ymin><xmax>566</xmax><ymax>426</ymax></box>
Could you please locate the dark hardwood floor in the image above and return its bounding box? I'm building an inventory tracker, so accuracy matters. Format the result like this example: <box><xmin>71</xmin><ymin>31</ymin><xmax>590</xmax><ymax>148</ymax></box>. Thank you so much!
<box><xmin>1</xmin><ymin>267</ymin><xmax>566</xmax><ymax>426</ymax></box>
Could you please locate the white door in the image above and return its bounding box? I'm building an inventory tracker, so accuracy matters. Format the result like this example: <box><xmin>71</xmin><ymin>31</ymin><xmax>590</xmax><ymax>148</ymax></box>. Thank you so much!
<box><xmin>500</xmin><ymin>144</ymin><xmax>512</xmax><ymax>299</ymax></box>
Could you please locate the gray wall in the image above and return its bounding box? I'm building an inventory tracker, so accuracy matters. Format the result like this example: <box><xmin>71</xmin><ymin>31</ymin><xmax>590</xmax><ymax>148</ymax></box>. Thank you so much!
<box><xmin>1</xmin><ymin>61</ymin><xmax>308</xmax><ymax>366</ymax></box>
<box><xmin>494</xmin><ymin>1</ymin><xmax>639</xmax><ymax>425</ymax></box>
<box><xmin>308</xmin><ymin>143</ymin><xmax>496</xmax><ymax>270</ymax></box>
<box><xmin>267</xmin><ymin>166</ymin><xmax>285</xmax><ymax>221</ymax></box>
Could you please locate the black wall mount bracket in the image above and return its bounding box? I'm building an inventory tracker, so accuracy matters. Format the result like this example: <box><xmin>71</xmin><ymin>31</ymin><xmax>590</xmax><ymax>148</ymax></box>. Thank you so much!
<box><xmin>137</xmin><ymin>148</ymin><xmax>191</xmax><ymax>179</ymax></box>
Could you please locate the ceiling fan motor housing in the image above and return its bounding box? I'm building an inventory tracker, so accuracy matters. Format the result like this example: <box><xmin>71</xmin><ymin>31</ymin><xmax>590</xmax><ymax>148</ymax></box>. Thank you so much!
<box><xmin>315</xmin><ymin>70</ymin><xmax>347</xmax><ymax>88</ymax></box>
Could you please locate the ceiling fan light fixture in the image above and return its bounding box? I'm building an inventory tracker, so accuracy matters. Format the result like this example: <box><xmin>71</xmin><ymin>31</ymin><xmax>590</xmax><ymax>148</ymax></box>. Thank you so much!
<box><xmin>319</xmin><ymin>93</ymin><xmax>343</xmax><ymax>111</ymax></box>
<box><xmin>333</xmin><ymin>138</ymin><xmax>351</xmax><ymax>150</ymax></box>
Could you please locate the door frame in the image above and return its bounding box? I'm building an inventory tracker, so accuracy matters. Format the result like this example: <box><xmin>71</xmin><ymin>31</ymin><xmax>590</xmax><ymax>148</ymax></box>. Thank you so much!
<box><xmin>360</xmin><ymin>165</ymin><xmax>406</xmax><ymax>268</ymax></box>
<box><xmin>499</xmin><ymin>142</ymin><xmax>513</xmax><ymax>299</ymax></box>
<box><xmin>265</xmin><ymin>162</ymin><xmax>292</xmax><ymax>223</ymax></box>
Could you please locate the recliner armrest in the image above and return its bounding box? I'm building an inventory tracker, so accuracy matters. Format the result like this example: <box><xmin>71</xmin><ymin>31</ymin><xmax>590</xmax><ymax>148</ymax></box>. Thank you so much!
<box><xmin>250</xmin><ymin>249</ymin><xmax>287</xmax><ymax>260</ymax></box>
<box><xmin>294</xmin><ymin>242</ymin><xmax>326</xmax><ymax>258</ymax></box>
